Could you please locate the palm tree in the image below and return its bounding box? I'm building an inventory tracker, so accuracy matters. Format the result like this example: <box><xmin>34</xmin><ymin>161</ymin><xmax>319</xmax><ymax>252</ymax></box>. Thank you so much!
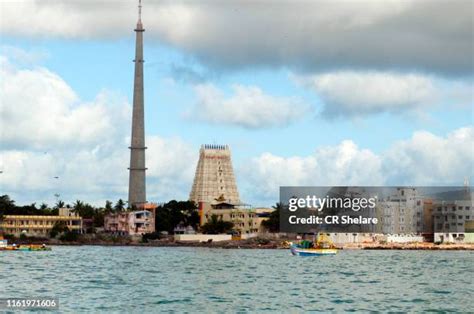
<box><xmin>72</xmin><ymin>200</ymin><xmax>84</xmax><ymax>215</ymax></box>
<box><xmin>114</xmin><ymin>199</ymin><xmax>126</xmax><ymax>212</ymax></box>
<box><xmin>55</xmin><ymin>200</ymin><xmax>65</xmax><ymax>210</ymax></box>
<box><xmin>261</xmin><ymin>202</ymin><xmax>282</xmax><ymax>233</ymax></box>
<box><xmin>105</xmin><ymin>200</ymin><xmax>113</xmax><ymax>213</ymax></box>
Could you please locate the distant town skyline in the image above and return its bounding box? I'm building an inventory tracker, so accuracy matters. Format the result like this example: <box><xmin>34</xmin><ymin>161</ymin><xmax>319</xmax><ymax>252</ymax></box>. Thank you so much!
<box><xmin>0</xmin><ymin>0</ymin><xmax>472</xmax><ymax>207</ymax></box>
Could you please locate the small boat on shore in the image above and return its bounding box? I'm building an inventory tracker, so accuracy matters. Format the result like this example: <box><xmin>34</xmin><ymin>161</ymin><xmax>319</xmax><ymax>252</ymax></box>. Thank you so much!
<box><xmin>0</xmin><ymin>237</ymin><xmax>51</xmax><ymax>251</ymax></box>
<box><xmin>290</xmin><ymin>234</ymin><xmax>338</xmax><ymax>256</ymax></box>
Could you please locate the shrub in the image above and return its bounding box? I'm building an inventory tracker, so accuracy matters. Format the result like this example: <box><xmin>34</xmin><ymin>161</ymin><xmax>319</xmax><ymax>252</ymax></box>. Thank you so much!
<box><xmin>142</xmin><ymin>232</ymin><xmax>161</xmax><ymax>243</ymax></box>
<box><xmin>59</xmin><ymin>231</ymin><xmax>79</xmax><ymax>242</ymax></box>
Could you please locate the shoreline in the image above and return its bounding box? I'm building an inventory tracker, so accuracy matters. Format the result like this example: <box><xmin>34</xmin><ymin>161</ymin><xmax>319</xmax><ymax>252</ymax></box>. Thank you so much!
<box><xmin>5</xmin><ymin>235</ymin><xmax>474</xmax><ymax>250</ymax></box>
<box><xmin>18</xmin><ymin>240</ymin><xmax>474</xmax><ymax>250</ymax></box>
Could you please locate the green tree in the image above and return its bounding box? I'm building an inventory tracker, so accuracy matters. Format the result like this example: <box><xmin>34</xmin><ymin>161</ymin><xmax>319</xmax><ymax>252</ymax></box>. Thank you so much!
<box><xmin>201</xmin><ymin>214</ymin><xmax>234</xmax><ymax>234</ymax></box>
<box><xmin>59</xmin><ymin>231</ymin><xmax>79</xmax><ymax>242</ymax></box>
<box><xmin>92</xmin><ymin>208</ymin><xmax>105</xmax><ymax>228</ymax></box>
<box><xmin>0</xmin><ymin>195</ymin><xmax>16</xmax><ymax>212</ymax></box>
<box><xmin>105</xmin><ymin>200</ymin><xmax>113</xmax><ymax>213</ymax></box>
<box><xmin>0</xmin><ymin>195</ymin><xmax>14</xmax><ymax>230</ymax></box>
<box><xmin>72</xmin><ymin>200</ymin><xmax>84</xmax><ymax>215</ymax></box>
<box><xmin>72</xmin><ymin>200</ymin><xmax>95</xmax><ymax>218</ymax></box>
<box><xmin>154</xmin><ymin>200</ymin><xmax>199</xmax><ymax>234</ymax></box>
<box><xmin>54</xmin><ymin>200</ymin><xmax>65</xmax><ymax>210</ymax></box>
<box><xmin>50</xmin><ymin>221</ymin><xmax>69</xmax><ymax>238</ymax></box>
<box><xmin>261</xmin><ymin>202</ymin><xmax>282</xmax><ymax>233</ymax></box>
<box><xmin>114</xmin><ymin>199</ymin><xmax>126</xmax><ymax>212</ymax></box>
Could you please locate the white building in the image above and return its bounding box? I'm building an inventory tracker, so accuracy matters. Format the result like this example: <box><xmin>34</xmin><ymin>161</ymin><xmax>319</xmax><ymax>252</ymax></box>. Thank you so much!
<box><xmin>377</xmin><ymin>188</ymin><xmax>424</xmax><ymax>234</ymax></box>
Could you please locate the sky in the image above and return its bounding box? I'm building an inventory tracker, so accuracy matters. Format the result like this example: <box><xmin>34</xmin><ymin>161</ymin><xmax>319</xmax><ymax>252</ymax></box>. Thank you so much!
<box><xmin>0</xmin><ymin>0</ymin><xmax>473</xmax><ymax>208</ymax></box>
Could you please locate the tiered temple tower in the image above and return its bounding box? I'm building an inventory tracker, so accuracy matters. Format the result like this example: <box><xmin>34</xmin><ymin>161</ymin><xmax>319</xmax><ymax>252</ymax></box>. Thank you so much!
<box><xmin>128</xmin><ymin>0</ymin><xmax>147</xmax><ymax>207</ymax></box>
<box><xmin>190</xmin><ymin>145</ymin><xmax>241</xmax><ymax>204</ymax></box>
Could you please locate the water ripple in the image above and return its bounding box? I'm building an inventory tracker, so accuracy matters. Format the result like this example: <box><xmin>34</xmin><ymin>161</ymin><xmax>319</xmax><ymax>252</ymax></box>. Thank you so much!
<box><xmin>1</xmin><ymin>247</ymin><xmax>473</xmax><ymax>312</ymax></box>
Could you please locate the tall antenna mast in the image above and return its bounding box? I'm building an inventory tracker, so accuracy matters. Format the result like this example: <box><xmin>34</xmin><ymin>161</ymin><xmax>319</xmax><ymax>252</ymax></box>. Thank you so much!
<box><xmin>138</xmin><ymin>0</ymin><xmax>142</xmax><ymax>22</ymax></box>
<box><xmin>128</xmin><ymin>0</ymin><xmax>147</xmax><ymax>207</ymax></box>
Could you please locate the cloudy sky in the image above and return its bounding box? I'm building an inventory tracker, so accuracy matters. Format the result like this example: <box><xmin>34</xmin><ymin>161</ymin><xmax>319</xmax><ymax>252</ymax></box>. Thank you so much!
<box><xmin>0</xmin><ymin>0</ymin><xmax>473</xmax><ymax>207</ymax></box>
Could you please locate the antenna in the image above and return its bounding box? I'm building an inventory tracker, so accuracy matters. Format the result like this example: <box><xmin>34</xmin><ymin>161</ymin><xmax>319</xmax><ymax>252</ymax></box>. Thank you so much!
<box><xmin>138</xmin><ymin>0</ymin><xmax>142</xmax><ymax>22</ymax></box>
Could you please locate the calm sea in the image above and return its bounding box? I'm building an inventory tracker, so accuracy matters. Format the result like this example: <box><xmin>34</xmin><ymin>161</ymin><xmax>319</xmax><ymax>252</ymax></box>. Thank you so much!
<box><xmin>1</xmin><ymin>246</ymin><xmax>473</xmax><ymax>312</ymax></box>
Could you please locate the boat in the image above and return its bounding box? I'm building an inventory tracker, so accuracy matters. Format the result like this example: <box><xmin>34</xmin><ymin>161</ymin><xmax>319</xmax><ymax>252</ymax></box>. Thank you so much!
<box><xmin>17</xmin><ymin>244</ymin><xmax>52</xmax><ymax>251</ymax></box>
<box><xmin>0</xmin><ymin>236</ymin><xmax>51</xmax><ymax>251</ymax></box>
<box><xmin>290</xmin><ymin>234</ymin><xmax>338</xmax><ymax>256</ymax></box>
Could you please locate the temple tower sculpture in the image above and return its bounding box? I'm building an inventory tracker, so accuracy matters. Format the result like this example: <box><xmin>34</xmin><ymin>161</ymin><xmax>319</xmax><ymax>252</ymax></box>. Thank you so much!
<box><xmin>190</xmin><ymin>145</ymin><xmax>241</xmax><ymax>204</ymax></box>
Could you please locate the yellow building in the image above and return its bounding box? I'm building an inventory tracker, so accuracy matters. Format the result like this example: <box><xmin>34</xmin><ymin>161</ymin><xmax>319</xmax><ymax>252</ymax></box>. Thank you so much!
<box><xmin>199</xmin><ymin>201</ymin><xmax>260</xmax><ymax>235</ymax></box>
<box><xmin>0</xmin><ymin>208</ymin><xmax>82</xmax><ymax>236</ymax></box>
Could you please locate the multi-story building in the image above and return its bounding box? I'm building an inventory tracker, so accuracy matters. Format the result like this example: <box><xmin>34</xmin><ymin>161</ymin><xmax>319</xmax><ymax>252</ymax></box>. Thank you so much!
<box><xmin>433</xmin><ymin>200</ymin><xmax>473</xmax><ymax>243</ymax></box>
<box><xmin>199</xmin><ymin>201</ymin><xmax>260</xmax><ymax>235</ymax></box>
<box><xmin>104</xmin><ymin>210</ymin><xmax>154</xmax><ymax>236</ymax></box>
<box><xmin>0</xmin><ymin>208</ymin><xmax>82</xmax><ymax>237</ymax></box>
<box><xmin>377</xmin><ymin>188</ymin><xmax>423</xmax><ymax>234</ymax></box>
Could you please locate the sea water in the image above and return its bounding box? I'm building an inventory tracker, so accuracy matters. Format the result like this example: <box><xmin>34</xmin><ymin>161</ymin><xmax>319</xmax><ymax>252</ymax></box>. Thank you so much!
<box><xmin>1</xmin><ymin>246</ymin><xmax>473</xmax><ymax>312</ymax></box>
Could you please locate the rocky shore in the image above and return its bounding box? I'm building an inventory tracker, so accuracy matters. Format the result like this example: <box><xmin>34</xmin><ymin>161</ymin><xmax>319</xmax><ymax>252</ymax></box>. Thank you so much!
<box><xmin>10</xmin><ymin>235</ymin><xmax>474</xmax><ymax>250</ymax></box>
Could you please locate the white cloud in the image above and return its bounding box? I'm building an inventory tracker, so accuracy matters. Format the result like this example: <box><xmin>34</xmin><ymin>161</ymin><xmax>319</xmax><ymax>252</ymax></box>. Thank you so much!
<box><xmin>383</xmin><ymin>127</ymin><xmax>474</xmax><ymax>185</ymax></box>
<box><xmin>0</xmin><ymin>45</ymin><xmax>49</xmax><ymax>65</ymax></box>
<box><xmin>295</xmin><ymin>71</ymin><xmax>472</xmax><ymax>118</ymax></box>
<box><xmin>188</xmin><ymin>84</ymin><xmax>310</xmax><ymax>128</ymax></box>
<box><xmin>146</xmin><ymin>136</ymin><xmax>197</xmax><ymax>201</ymax></box>
<box><xmin>242</xmin><ymin>140</ymin><xmax>383</xmax><ymax>200</ymax></box>
<box><xmin>297</xmin><ymin>71</ymin><xmax>437</xmax><ymax>118</ymax></box>
<box><xmin>0</xmin><ymin>54</ymin><xmax>197</xmax><ymax>206</ymax></box>
<box><xmin>242</xmin><ymin>127</ymin><xmax>474</xmax><ymax>204</ymax></box>
<box><xmin>1</xmin><ymin>0</ymin><xmax>471</xmax><ymax>75</ymax></box>
<box><xmin>0</xmin><ymin>56</ymin><xmax>130</xmax><ymax>150</ymax></box>
<box><xmin>0</xmin><ymin>135</ymin><xmax>197</xmax><ymax>206</ymax></box>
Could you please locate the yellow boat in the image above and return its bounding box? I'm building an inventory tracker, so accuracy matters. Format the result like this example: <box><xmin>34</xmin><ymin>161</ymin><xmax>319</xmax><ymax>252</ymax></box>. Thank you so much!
<box><xmin>0</xmin><ymin>236</ymin><xmax>51</xmax><ymax>251</ymax></box>
<box><xmin>290</xmin><ymin>234</ymin><xmax>338</xmax><ymax>256</ymax></box>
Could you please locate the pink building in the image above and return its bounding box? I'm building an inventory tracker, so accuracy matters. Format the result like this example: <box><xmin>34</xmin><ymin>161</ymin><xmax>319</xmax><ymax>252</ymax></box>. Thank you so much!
<box><xmin>104</xmin><ymin>210</ymin><xmax>154</xmax><ymax>236</ymax></box>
